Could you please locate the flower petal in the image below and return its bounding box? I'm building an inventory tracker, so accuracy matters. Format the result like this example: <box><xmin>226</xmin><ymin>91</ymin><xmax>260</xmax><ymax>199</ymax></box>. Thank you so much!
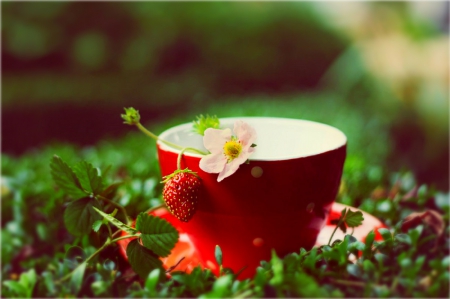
<box><xmin>217</xmin><ymin>160</ymin><xmax>241</xmax><ymax>182</ymax></box>
<box><xmin>234</xmin><ymin>121</ymin><xmax>257</xmax><ymax>149</ymax></box>
<box><xmin>203</xmin><ymin>128</ymin><xmax>232</xmax><ymax>154</ymax></box>
<box><xmin>199</xmin><ymin>153</ymin><xmax>227</xmax><ymax>174</ymax></box>
<box><xmin>233</xmin><ymin>151</ymin><xmax>250</xmax><ymax>166</ymax></box>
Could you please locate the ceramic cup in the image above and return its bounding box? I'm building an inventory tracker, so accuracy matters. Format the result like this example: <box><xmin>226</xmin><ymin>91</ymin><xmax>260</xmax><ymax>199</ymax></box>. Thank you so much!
<box><xmin>157</xmin><ymin>117</ymin><xmax>347</xmax><ymax>278</ymax></box>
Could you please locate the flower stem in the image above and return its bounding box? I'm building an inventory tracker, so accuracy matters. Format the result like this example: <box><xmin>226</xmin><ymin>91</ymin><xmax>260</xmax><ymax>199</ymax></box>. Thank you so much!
<box><xmin>136</xmin><ymin>123</ymin><xmax>181</xmax><ymax>149</ymax></box>
<box><xmin>177</xmin><ymin>148</ymin><xmax>189</xmax><ymax>170</ymax></box>
<box><xmin>135</xmin><ymin>122</ymin><xmax>207</xmax><ymax>155</ymax></box>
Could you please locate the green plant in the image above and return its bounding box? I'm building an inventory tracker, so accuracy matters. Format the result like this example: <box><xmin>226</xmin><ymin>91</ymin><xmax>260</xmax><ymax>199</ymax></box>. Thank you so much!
<box><xmin>1</xmin><ymin>109</ymin><xmax>448</xmax><ymax>297</ymax></box>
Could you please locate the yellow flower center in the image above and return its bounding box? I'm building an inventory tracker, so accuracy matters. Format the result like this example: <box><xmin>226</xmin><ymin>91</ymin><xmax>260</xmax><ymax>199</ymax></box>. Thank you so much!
<box><xmin>223</xmin><ymin>140</ymin><xmax>242</xmax><ymax>162</ymax></box>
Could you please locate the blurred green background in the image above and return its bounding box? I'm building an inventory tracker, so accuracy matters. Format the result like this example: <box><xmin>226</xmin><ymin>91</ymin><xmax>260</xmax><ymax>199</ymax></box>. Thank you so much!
<box><xmin>2</xmin><ymin>1</ymin><xmax>449</xmax><ymax>189</ymax></box>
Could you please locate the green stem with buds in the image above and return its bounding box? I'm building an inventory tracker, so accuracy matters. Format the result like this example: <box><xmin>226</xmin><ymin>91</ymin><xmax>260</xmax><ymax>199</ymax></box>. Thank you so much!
<box><xmin>122</xmin><ymin>107</ymin><xmax>207</xmax><ymax>155</ymax></box>
<box><xmin>136</xmin><ymin>123</ymin><xmax>207</xmax><ymax>155</ymax></box>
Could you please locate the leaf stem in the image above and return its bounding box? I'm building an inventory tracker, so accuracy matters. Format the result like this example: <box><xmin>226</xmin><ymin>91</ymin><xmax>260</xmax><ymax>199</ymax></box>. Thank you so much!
<box><xmin>233</xmin><ymin>289</ymin><xmax>254</xmax><ymax>298</ymax></box>
<box><xmin>144</xmin><ymin>203</ymin><xmax>166</xmax><ymax>214</ymax></box>
<box><xmin>111</xmin><ymin>228</ymin><xmax>122</xmax><ymax>239</ymax></box>
<box><xmin>56</xmin><ymin>241</ymin><xmax>108</xmax><ymax>283</ymax></box>
<box><xmin>390</xmin><ymin>276</ymin><xmax>399</xmax><ymax>292</ymax></box>
<box><xmin>135</xmin><ymin>122</ymin><xmax>207</xmax><ymax>155</ymax></box>
<box><xmin>56</xmin><ymin>234</ymin><xmax>139</xmax><ymax>284</ymax></box>
<box><xmin>328</xmin><ymin>226</ymin><xmax>340</xmax><ymax>246</ymax></box>
<box><xmin>110</xmin><ymin>234</ymin><xmax>139</xmax><ymax>243</ymax></box>
<box><xmin>97</xmin><ymin>195</ymin><xmax>131</xmax><ymax>225</ymax></box>
<box><xmin>106</xmin><ymin>221</ymin><xmax>113</xmax><ymax>238</ymax></box>
<box><xmin>328</xmin><ymin>278</ymin><xmax>368</xmax><ymax>288</ymax></box>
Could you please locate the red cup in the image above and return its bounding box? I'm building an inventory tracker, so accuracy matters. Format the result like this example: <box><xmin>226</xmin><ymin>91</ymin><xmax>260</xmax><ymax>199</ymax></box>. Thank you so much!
<box><xmin>157</xmin><ymin>117</ymin><xmax>346</xmax><ymax>278</ymax></box>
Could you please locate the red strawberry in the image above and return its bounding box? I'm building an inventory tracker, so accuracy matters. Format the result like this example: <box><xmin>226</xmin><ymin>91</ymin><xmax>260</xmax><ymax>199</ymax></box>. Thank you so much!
<box><xmin>162</xmin><ymin>169</ymin><xmax>202</xmax><ymax>222</ymax></box>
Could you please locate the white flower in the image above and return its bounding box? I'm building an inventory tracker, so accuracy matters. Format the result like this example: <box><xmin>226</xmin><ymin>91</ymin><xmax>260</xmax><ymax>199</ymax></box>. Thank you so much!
<box><xmin>199</xmin><ymin>121</ymin><xmax>257</xmax><ymax>182</ymax></box>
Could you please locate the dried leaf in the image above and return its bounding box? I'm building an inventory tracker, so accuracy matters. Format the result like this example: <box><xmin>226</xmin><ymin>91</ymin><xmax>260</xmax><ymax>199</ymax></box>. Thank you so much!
<box><xmin>401</xmin><ymin>210</ymin><xmax>445</xmax><ymax>237</ymax></box>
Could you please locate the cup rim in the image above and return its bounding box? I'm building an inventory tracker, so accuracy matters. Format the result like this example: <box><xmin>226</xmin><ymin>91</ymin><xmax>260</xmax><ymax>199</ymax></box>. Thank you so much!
<box><xmin>157</xmin><ymin>116</ymin><xmax>347</xmax><ymax>161</ymax></box>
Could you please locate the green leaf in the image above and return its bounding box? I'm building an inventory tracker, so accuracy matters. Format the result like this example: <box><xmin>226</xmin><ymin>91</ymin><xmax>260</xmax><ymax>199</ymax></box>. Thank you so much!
<box><xmin>363</xmin><ymin>230</ymin><xmax>375</xmax><ymax>259</ymax></box>
<box><xmin>215</xmin><ymin>245</ymin><xmax>223</xmax><ymax>266</ymax></box>
<box><xmin>363</xmin><ymin>259</ymin><xmax>376</xmax><ymax>277</ymax></box>
<box><xmin>50</xmin><ymin>155</ymin><xmax>87</xmax><ymax>199</ymax></box>
<box><xmin>92</xmin><ymin>207</ymin><xmax>136</xmax><ymax>235</ymax></box>
<box><xmin>72</xmin><ymin>161</ymin><xmax>103</xmax><ymax>195</ymax></box>
<box><xmin>64</xmin><ymin>197</ymin><xmax>102</xmax><ymax>236</ymax></box>
<box><xmin>269</xmin><ymin>250</ymin><xmax>283</xmax><ymax>286</ymax></box>
<box><xmin>3</xmin><ymin>281</ymin><xmax>28</xmax><ymax>297</ymax></box>
<box><xmin>100</xmin><ymin>182</ymin><xmax>123</xmax><ymax>199</ymax></box>
<box><xmin>41</xmin><ymin>271</ymin><xmax>56</xmax><ymax>295</ymax></box>
<box><xmin>92</xmin><ymin>220</ymin><xmax>103</xmax><ymax>232</ymax></box>
<box><xmin>91</xmin><ymin>281</ymin><xmax>108</xmax><ymax>296</ymax></box>
<box><xmin>19</xmin><ymin>269</ymin><xmax>37</xmax><ymax>298</ymax></box>
<box><xmin>344</xmin><ymin>209</ymin><xmax>364</xmax><ymax>227</ymax></box>
<box><xmin>70</xmin><ymin>262</ymin><xmax>87</xmax><ymax>295</ymax></box>
<box><xmin>126</xmin><ymin>239</ymin><xmax>163</xmax><ymax>279</ymax></box>
<box><xmin>347</xmin><ymin>264</ymin><xmax>362</xmax><ymax>278</ymax></box>
<box><xmin>330</xmin><ymin>219</ymin><xmax>340</xmax><ymax>225</ymax></box>
<box><xmin>395</xmin><ymin>233</ymin><xmax>412</xmax><ymax>245</ymax></box>
<box><xmin>102</xmin><ymin>259</ymin><xmax>116</xmax><ymax>271</ymax></box>
<box><xmin>145</xmin><ymin>268</ymin><xmax>161</xmax><ymax>293</ymax></box>
<box><xmin>64</xmin><ymin>246</ymin><xmax>85</xmax><ymax>269</ymax></box>
<box><xmin>2</xmin><ymin>269</ymin><xmax>37</xmax><ymax>298</ymax></box>
<box><xmin>200</xmin><ymin>274</ymin><xmax>233</xmax><ymax>298</ymax></box>
<box><xmin>378</xmin><ymin>228</ymin><xmax>393</xmax><ymax>241</ymax></box>
<box><xmin>348</xmin><ymin>240</ymin><xmax>366</xmax><ymax>251</ymax></box>
<box><xmin>136</xmin><ymin>213</ymin><xmax>179</xmax><ymax>257</ymax></box>
<box><xmin>338</xmin><ymin>221</ymin><xmax>347</xmax><ymax>233</ymax></box>
<box><xmin>19</xmin><ymin>268</ymin><xmax>37</xmax><ymax>298</ymax></box>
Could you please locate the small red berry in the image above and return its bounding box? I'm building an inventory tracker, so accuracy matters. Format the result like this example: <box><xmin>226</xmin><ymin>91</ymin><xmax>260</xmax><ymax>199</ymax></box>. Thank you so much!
<box><xmin>162</xmin><ymin>169</ymin><xmax>202</xmax><ymax>222</ymax></box>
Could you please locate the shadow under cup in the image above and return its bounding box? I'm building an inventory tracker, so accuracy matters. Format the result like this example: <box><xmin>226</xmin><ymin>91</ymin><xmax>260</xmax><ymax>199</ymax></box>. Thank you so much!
<box><xmin>157</xmin><ymin>117</ymin><xmax>347</xmax><ymax>278</ymax></box>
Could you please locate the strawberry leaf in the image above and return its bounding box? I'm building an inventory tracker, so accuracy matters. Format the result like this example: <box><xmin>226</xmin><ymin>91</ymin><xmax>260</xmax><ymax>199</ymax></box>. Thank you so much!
<box><xmin>64</xmin><ymin>197</ymin><xmax>102</xmax><ymax>236</ymax></box>
<box><xmin>126</xmin><ymin>239</ymin><xmax>163</xmax><ymax>279</ymax></box>
<box><xmin>72</xmin><ymin>161</ymin><xmax>104</xmax><ymax>196</ymax></box>
<box><xmin>344</xmin><ymin>209</ymin><xmax>364</xmax><ymax>228</ymax></box>
<box><xmin>92</xmin><ymin>220</ymin><xmax>103</xmax><ymax>232</ymax></box>
<box><xmin>136</xmin><ymin>213</ymin><xmax>179</xmax><ymax>257</ymax></box>
<box><xmin>50</xmin><ymin>155</ymin><xmax>87</xmax><ymax>199</ymax></box>
<box><xmin>330</xmin><ymin>219</ymin><xmax>340</xmax><ymax>225</ymax></box>
<box><xmin>92</xmin><ymin>207</ymin><xmax>136</xmax><ymax>235</ymax></box>
<box><xmin>338</xmin><ymin>222</ymin><xmax>347</xmax><ymax>233</ymax></box>
<box><xmin>100</xmin><ymin>182</ymin><xmax>123</xmax><ymax>199</ymax></box>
